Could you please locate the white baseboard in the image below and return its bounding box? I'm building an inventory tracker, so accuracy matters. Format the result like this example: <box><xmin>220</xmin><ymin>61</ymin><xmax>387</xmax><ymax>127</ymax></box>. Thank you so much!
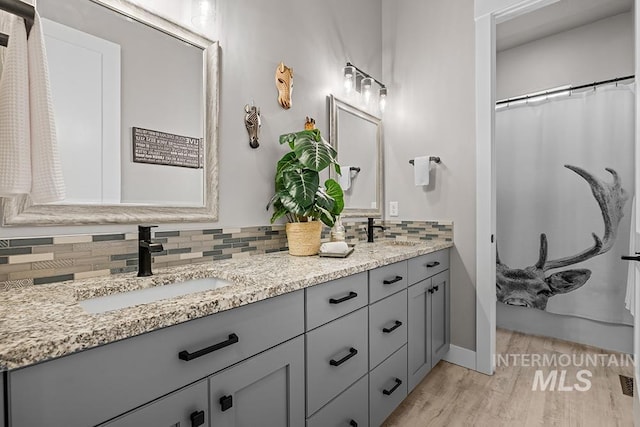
<box><xmin>443</xmin><ymin>344</ymin><xmax>477</xmax><ymax>370</ymax></box>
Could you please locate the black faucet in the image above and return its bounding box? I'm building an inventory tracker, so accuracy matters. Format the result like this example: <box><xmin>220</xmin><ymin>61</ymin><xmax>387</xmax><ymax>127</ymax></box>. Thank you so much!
<box><xmin>367</xmin><ymin>218</ymin><xmax>385</xmax><ymax>243</ymax></box>
<box><xmin>138</xmin><ymin>225</ymin><xmax>164</xmax><ymax>277</ymax></box>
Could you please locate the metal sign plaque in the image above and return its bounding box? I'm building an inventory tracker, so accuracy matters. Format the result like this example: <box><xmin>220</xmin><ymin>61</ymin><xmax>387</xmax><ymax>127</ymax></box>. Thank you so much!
<box><xmin>132</xmin><ymin>127</ymin><xmax>203</xmax><ymax>169</ymax></box>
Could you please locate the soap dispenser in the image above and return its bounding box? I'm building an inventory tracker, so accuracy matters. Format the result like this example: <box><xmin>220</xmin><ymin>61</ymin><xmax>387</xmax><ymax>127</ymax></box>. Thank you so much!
<box><xmin>330</xmin><ymin>216</ymin><xmax>346</xmax><ymax>242</ymax></box>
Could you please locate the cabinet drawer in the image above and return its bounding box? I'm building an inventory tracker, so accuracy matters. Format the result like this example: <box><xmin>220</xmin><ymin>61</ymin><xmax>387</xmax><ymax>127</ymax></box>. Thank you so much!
<box><xmin>407</xmin><ymin>250</ymin><xmax>449</xmax><ymax>285</ymax></box>
<box><xmin>9</xmin><ymin>290</ymin><xmax>304</xmax><ymax>427</ymax></box>
<box><xmin>368</xmin><ymin>261</ymin><xmax>407</xmax><ymax>303</ymax></box>
<box><xmin>306</xmin><ymin>272</ymin><xmax>368</xmax><ymax>331</ymax></box>
<box><xmin>102</xmin><ymin>380</ymin><xmax>208</xmax><ymax>427</ymax></box>
<box><xmin>306</xmin><ymin>307</ymin><xmax>369</xmax><ymax>417</ymax></box>
<box><xmin>306</xmin><ymin>374</ymin><xmax>368</xmax><ymax>427</ymax></box>
<box><xmin>369</xmin><ymin>289</ymin><xmax>407</xmax><ymax>370</ymax></box>
<box><xmin>369</xmin><ymin>345</ymin><xmax>408</xmax><ymax>427</ymax></box>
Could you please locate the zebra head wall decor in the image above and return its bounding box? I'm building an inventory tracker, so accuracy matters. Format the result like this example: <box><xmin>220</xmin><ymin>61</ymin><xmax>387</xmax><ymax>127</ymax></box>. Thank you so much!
<box><xmin>496</xmin><ymin>165</ymin><xmax>628</xmax><ymax>310</ymax></box>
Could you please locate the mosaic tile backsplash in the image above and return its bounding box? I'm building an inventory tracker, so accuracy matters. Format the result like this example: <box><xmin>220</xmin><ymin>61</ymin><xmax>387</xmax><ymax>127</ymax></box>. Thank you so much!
<box><xmin>0</xmin><ymin>220</ymin><xmax>452</xmax><ymax>290</ymax></box>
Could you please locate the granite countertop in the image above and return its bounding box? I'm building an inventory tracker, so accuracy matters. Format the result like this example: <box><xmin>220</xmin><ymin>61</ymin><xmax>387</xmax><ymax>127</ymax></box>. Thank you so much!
<box><xmin>0</xmin><ymin>239</ymin><xmax>453</xmax><ymax>370</ymax></box>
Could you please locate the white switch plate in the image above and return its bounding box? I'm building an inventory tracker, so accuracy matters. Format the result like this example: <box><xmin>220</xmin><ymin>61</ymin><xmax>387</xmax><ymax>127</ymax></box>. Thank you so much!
<box><xmin>389</xmin><ymin>201</ymin><xmax>399</xmax><ymax>217</ymax></box>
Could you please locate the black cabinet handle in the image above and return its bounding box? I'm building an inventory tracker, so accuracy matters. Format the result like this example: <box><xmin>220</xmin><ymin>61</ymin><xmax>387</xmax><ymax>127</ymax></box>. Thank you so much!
<box><xmin>433</xmin><ymin>285</ymin><xmax>439</xmax><ymax>292</ymax></box>
<box><xmin>622</xmin><ymin>255</ymin><xmax>640</xmax><ymax>261</ymax></box>
<box><xmin>190</xmin><ymin>410</ymin><xmax>205</xmax><ymax>427</ymax></box>
<box><xmin>329</xmin><ymin>291</ymin><xmax>358</xmax><ymax>304</ymax></box>
<box><xmin>428</xmin><ymin>288</ymin><xmax>434</xmax><ymax>294</ymax></box>
<box><xmin>330</xmin><ymin>347</ymin><xmax>358</xmax><ymax>366</ymax></box>
<box><xmin>349</xmin><ymin>420</ymin><xmax>358</xmax><ymax>427</ymax></box>
<box><xmin>382</xmin><ymin>378</ymin><xmax>402</xmax><ymax>396</ymax></box>
<box><xmin>382</xmin><ymin>320</ymin><xmax>403</xmax><ymax>333</ymax></box>
<box><xmin>383</xmin><ymin>276</ymin><xmax>403</xmax><ymax>285</ymax></box>
<box><xmin>179</xmin><ymin>333</ymin><xmax>239</xmax><ymax>361</ymax></box>
<box><xmin>220</xmin><ymin>395</ymin><xmax>233</xmax><ymax>412</ymax></box>
<box><xmin>426</xmin><ymin>261</ymin><xmax>440</xmax><ymax>268</ymax></box>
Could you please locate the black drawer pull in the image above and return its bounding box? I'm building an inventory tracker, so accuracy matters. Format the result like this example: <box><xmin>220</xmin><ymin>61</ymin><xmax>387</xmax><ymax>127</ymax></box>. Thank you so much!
<box><xmin>428</xmin><ymin>288</ymin><xmax>434</xmax><ymax>294</ymax></box>
<box><xmin>349</xmin><ymin>420</ymin><xmax>358</xmax><ymax>427</ymax></box>
<box><xmin>179</xmin><ymin>333</ymin><xmax>239</xmax><ymax>361</ymax></box>
<box><xmin>329</xmin><ymin>291</ymin><xmax>358</xmax><ymax>304</ymax></box>
<box><xmin>383</xmin><ymin>276</ymin><xmax>403</xmax><ymax>285</ymax></box>
<box><xmin>220</xmin><ymin>395</ymin><xmax>233</xmax><ymax>412</ymax></box>
<box><xmin>382</xmin><ymin>378</ymin><xmax>402</xmax><ymax>396</ymax></box>
<box><xmin>382</xmin><ymin>320</ymin><xmax>403</xmax><ymax>333</ymax></box>
<box><xmin>433</xmin><ymin>285</ymin><xmax>439</xmax><ymax>292</ymax></box>
<box><xmin>426</xmin><ymin>261</ymin><xmax>440</xmax><ymax>268</ymax></box>
<box><xmin>190</xmin><ymin>410</ymin><xmax>206</xmax><ymax>427</ymax></box>
<box><xmin>330</xmin><ymin>347</ymin><xmax>358</xmax><ymax>366</ymax></box>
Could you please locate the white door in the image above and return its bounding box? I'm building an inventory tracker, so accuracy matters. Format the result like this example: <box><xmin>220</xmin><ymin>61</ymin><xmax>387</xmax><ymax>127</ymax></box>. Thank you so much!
<box><xmin>42</xmin><ymin>18</ymin><xmax>121</xmax><ymax>204</ymax></box>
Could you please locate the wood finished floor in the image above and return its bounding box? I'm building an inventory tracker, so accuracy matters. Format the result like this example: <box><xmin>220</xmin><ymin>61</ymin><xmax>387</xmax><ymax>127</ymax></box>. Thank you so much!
<box><xmin>383</xmin><ymin>329</ymin><xmax>634</xmax><ymax>427</ymax></box>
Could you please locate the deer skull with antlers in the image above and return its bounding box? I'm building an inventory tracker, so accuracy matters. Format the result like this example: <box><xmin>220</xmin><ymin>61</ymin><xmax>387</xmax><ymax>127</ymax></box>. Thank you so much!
<box><xmin>496</xmin><ymin>165</ymin><xmax>628</xmax><ymax>310</ymax></box>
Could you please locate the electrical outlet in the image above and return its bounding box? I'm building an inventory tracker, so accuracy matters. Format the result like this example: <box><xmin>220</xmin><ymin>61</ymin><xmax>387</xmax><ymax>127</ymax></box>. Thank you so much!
<box><xmin>389</xmin><ymin>201</ymin><xmax>399</xmax><ymax>217</ymax></box>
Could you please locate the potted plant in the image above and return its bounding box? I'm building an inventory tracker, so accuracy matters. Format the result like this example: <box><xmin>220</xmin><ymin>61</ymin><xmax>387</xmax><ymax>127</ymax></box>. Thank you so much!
<box><xmin>267</xmin><ymin>129</ymin><xmax>344</xmax><ymax>256</ymax></box>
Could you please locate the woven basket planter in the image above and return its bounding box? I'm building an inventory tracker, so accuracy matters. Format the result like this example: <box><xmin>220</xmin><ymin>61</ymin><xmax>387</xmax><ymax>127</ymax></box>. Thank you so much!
<box><xmin>286</xmin><ymin>221</ymin><xmax>322</xmax><ymax>256</ymax></box>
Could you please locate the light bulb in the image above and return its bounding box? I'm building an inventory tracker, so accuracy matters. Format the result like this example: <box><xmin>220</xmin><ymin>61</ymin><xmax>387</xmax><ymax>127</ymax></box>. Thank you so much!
<box><xmin>343</xmin><ymin>65</ymin><xmax>356</xmax><ymax>95</ymax></box>
<box><xmin>379</xmin><ymin>87</ymin><xmax>387</xmax><ymax>113</ymax></box>
<box><xmin>361</xmin><ymin>77</ymin><xmax>373</xmax><ymax>105</ymax></box>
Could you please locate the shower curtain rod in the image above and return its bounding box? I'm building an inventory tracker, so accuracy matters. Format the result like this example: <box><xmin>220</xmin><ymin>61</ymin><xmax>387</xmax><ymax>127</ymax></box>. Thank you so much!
<box><xmin>0</xmin><ymin>0</ymin><xmax>35</xmax><ymax>47</ymax></box>
<box><xmin>496</xmin><ymin>74</ymin><xmax>635</xmax><ymax>106</ymax></box>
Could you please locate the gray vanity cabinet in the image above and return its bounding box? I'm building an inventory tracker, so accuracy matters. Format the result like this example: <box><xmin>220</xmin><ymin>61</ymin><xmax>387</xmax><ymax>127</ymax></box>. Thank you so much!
<box><xmin>6</xmin><ymin>290</ymin><xmax>304</xmax><ymax>427</ymax></box>
<box><xmin>407</xmin><ymin>256</ymin><xmax>450</xmax><ymax>392</ymax></box>
<box><xmin>209</xmin><ymin>336</ymin><xmax>305</xmax><ymax>427</ymax></box>
<box><xmin>102</xmin><ymin>380</ymin><xmax>209</xmax><ymax>427</ymax></box>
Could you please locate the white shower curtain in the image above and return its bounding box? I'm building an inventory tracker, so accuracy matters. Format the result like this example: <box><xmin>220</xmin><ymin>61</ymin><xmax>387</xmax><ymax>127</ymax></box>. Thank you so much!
<box><xmin>496</xmin><ymin>83</ymin><xmax>635</xmax><ymax>325</ymax></box>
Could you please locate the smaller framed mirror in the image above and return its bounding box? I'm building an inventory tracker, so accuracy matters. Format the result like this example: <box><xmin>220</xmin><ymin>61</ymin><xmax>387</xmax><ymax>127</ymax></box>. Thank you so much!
<box><xmin>328</xmin><ymin>95</ymin><xmax>384</xmax><ymax>218</ymax></box>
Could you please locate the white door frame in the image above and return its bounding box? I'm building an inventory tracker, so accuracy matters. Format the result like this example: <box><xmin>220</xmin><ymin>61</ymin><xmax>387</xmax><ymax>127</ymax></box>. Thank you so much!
<box><xmin>474</xmin><ymin>0</ymin><xmax>564</xmax><ymax>375</ymax></box>
<box><xmin>475</xmin><ymin>4</ymin><xmax>640</xmax><ymax>409</ymax></box>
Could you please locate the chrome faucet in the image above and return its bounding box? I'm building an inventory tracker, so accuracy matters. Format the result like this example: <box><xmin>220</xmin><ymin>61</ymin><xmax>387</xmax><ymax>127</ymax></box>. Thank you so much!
<box><xmin>138</xmin><ymin>225</ymin><xmax>164</xmax><ymax>277</ymax></box>
<box><xmin>367</xmin><ymin>218</ymin><xmax>385</xmax><ymax>243</ymax></box>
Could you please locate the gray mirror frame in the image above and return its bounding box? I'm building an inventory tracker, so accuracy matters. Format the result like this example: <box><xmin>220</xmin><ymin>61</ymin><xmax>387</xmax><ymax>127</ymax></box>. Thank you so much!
<box><xmin>1</xmin><ymin>0</ymin><xmax>219</xmax><ymax>226</ymax></box>
<box><xmin>328</xmin><ymin>94</ymin><xmax>384</xmax><ymax>218</ymax></box>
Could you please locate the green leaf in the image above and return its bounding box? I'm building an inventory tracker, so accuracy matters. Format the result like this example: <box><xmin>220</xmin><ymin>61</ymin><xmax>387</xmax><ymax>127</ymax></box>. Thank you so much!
<box><xmin>283</xmin><ymin>169</ymin><xmax>319</xmax><ymax>207</ymax></box>
<box><xmin>317</xmin><ymin>205</ymin><xmax>336</xmax><ymax>228</ymax></box>
<box><xmin>293</xmin><ymin>136</ymin><xmax>337</xmax><ymax>172</ymax></box>
<box><xmin>275</xmin><ymin>152</ymin><xmax>299</xmax><ymax>191</ymax></box>
<box><xmin>334</xmin><ymin>163</ymin><xmax>342</xmax><ymax>176</ymax></box>
<box><xmin>278</xmin><ymin>191</ymin><xmax>306</xmax><ymax>216</ymax></box>
<box><xmin>324</xmin><ymin>179</ymin><xmax>344</xmax><ymax>215</ymax></box>
<box><xmin>315</xmin><ymin>187</ymin><xmax>336</xmax><ymax>212</ymax></box>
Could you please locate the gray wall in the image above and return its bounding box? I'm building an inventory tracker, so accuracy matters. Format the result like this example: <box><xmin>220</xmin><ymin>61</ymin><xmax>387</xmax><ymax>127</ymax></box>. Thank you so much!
<box><xmin>496</xmin><ymin>12</ymin><xmax>634</xmax><ymax>353</ymax></box>
<box><xmin>382</xmin><ymin>0</ymin><xmax>477</xmax><ymax>351</ymax></box>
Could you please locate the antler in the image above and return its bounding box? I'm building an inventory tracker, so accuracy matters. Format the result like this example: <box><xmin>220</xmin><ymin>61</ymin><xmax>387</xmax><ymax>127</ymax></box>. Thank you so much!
<box><xmin>537</xmin><ymin>165</ymin><xmax>628</xmax><ymax>271</ymax></box>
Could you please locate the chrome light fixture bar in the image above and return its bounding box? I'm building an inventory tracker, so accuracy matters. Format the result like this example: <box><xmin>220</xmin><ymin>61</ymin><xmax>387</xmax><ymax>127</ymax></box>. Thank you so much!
<box><xmin>342</xmin><ymin>62</ymin><xmax>387</xmax><ymax>112</ymax></box>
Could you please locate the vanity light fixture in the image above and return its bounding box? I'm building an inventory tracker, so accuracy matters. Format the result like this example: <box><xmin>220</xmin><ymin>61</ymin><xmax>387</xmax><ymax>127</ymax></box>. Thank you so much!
<box><xmin>342</xmin><ymin>62</ymin><xmax>387</xmax><ymax>113</ymax></box>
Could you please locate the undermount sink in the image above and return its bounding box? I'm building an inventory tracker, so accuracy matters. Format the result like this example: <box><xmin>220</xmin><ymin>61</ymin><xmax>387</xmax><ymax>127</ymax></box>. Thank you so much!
<box><xmin>78</xmin><ymin>277</ymin><xmax>234</xmax><ymax>314</ymax></box>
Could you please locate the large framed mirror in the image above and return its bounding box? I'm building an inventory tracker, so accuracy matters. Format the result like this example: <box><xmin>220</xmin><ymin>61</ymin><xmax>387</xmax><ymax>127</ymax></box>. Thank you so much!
<box><xmin>328</xmin><ymin>95</ymin><xmax>383</xmax><ymax>218</ymax></box>
<box><xmin>1</xmin><ymin>0</ymin><xmax>218</xmax><ymax>226</ymax></box>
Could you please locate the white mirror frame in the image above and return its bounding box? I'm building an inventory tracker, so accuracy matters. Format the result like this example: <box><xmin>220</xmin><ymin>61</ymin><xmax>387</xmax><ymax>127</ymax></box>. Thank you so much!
<box><xmin>328</xmin><ymin>95</ymin><xmax>384</xmax><ymax>218</ymax></box>
<box><xmin>1</xmin><ymin>0</ymin><xmax>219</xmax><ymax>226</ymax></box>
